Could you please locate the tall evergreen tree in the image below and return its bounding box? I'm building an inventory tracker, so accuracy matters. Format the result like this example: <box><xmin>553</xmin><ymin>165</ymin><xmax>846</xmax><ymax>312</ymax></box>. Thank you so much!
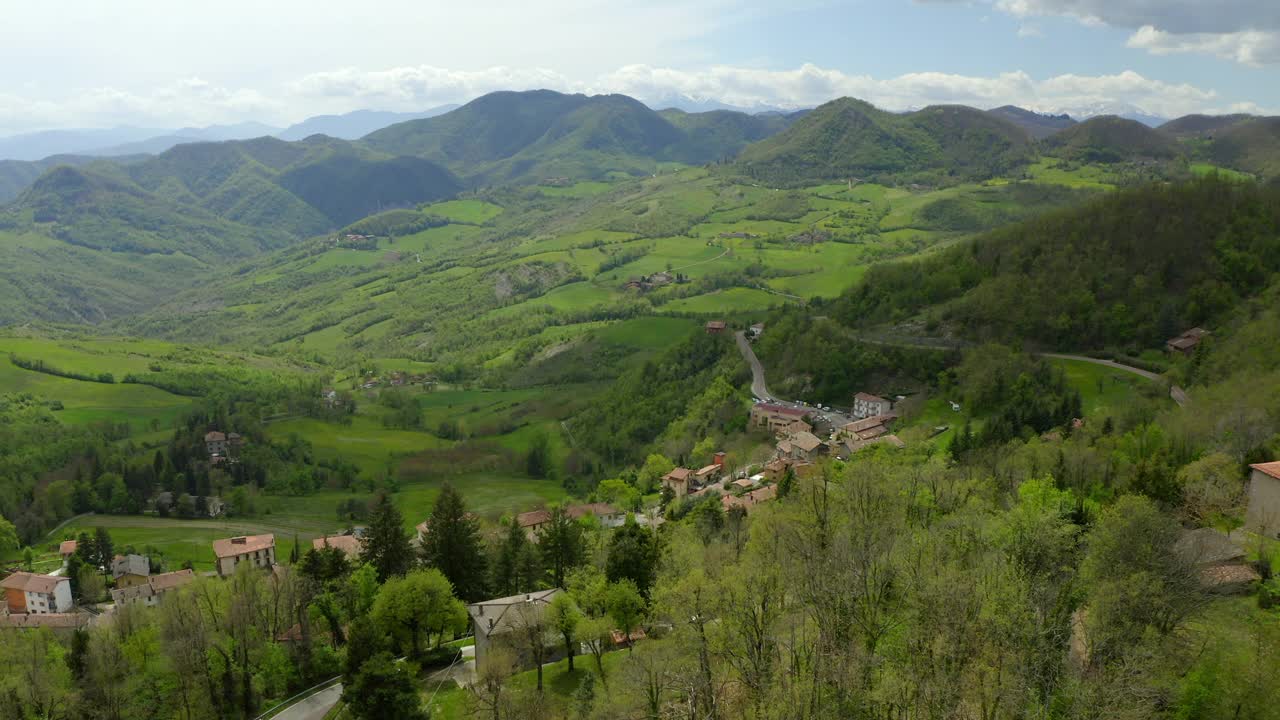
<box><xmin>420</xmin><ymin>483</ymin><xmax>488</xmax><ymax>602</ymax></box>
<box><xmin>539</xmin><ymin>505</ymin><xmax>584</xmax><ymax>589</ymax></box>
<box><xmin>360</xmin><ymin>493</ymin><xmax>414</xmax><ymax>582</ymax></box>
<box><xmin>490</xmin><ymin>518</ymin><xmax>527</xmax><ymax>597</ymax></box>
<box><xmin>606</xmin><ymin>518</ymin><xmax>658</xmax><ymax>598</ymax></box>
<box><xmin>93</xmin><ymin>527</ymin><xmax>113</xmax><ymax>571</ymax></box>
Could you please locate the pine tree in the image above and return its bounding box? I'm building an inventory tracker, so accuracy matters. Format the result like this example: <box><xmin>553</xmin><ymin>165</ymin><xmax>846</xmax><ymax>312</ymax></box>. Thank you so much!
<box><xmin>93</xmin><ymin>527</ymin><xmax>113</xmax><ymax>571</ymax></box>
<box><xmin>360</xmin><ymin>493</ymin><xmax>414</xmax><ymax>582</ymax></box>
<box><xmin>539</xmin><ymin>506</ymin><xmax>584</xmax><ymax>589</ymax></box>
<box><xmin>420</xmin><ymin>483</ymin><xmax>488</xmax><ymax>602</ymax></box>
<box><xmin>778</xmin><ymin>466</ymin><xmax>796</xmax><ymax>499</ymax></box>
<box><xmin>491</xmin><ymin>519</ymin><xmax>527</xmax><ymax>597</ymax></box>
<box><xmin>605</xmin><ymin>518</ymin><xmax>657</xmax><ymax>598</ymax></box>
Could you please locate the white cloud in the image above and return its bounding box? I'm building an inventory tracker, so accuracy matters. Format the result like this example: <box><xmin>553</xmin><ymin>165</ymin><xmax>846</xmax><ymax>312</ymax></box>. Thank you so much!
<box><xmin>0</xmin><ymin>63</ymin><xmax>1259</xmax><ymax>137</ymax></box>
<box><xmin>1127</xmin><ymin>26</ymin><xmax>1280</xmax><ymax>65</ymax></box>
<box><xmin>980</xmin><ymin>0</ymin><xmax>1280</xmax><ymax>64</ymax></box>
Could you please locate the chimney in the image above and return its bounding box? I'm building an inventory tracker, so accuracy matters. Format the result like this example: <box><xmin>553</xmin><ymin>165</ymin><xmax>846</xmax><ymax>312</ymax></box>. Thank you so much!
<box><xmin>713</xmin><ymin>452</ymin><xmax>726</xmax><ymax>467</ymax></box>
<box><xmin>478</xmin><ymin>605</ymin><xmax>485</xmax><ymax>617</ymax></box>
<box><xmin>231</xmin><ymin>537</ymin><xmax>246</xmax><ymax>545</ymax></box>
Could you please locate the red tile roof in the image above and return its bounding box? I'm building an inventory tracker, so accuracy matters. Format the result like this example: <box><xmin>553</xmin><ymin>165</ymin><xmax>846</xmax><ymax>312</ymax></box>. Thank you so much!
<box><xmin>1251</xmin><ymin>462</ymin><xmax>1280</xmax><ymax>480</ymax></box>
<box><xmin>59</xmin><ymin>540</ymin><xmax>77</xmax><ymax>556</ymax></box>
<box><xmin>517</xmin><ymin>509</ymin><xmax>553</xmax><ymax>528</ymax></box>
<box><xmin>212</xmin><ymin>534</ymin><xmax>275</xmax><ymax>558</ymax></box>
<box><xmin>312</xmin><ymin>535</ymin><xmax>362</xmax><ymax>557</ymax></box>
<box><xmin>855</xmin><ymin>392</ymin><xmax>889</xmax><ymax>404</ymax></box>
<box><xmin>664</xmin><ymin>468</ymin><xmax>692</xmax><ymax>482</ymax></box>
<box><xmin>1</xmin><ymin>571</ymin><xmax>67</xmax><ymax>594</ymax></box>
<box><xmin>148</xmin><ymin>569</ymin><xmax>196</xmax><ymax>592</ymax></box>
<box><xmin>0</xmin><ymin>613</ymin><xmax>87</xmax><ymax>629</ymax></box>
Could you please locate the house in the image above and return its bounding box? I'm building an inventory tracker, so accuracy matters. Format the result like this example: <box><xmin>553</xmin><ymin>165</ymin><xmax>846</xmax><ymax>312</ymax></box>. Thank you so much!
<box><xmin>649</xmin><ymin>271</ymin><xmax>674</xmax><ymax>286</ymax></box>
<box><xmin>205</xmin><ymin>496</ymin><xmax>226</xmax><ymax>518</ymax></box>
<box><xmin>2</xmin><ymin>572</ymin><xmax>73</xmax><ymax>614</ymax></box>
<box><xmin>205</xmin><ymin>431</ymin><xmax>227</xmax><ymax>457</ymax></box>
<box><xmin>516</xmin><ymin>509</ymin><xmax>554</xmax><ymax>539</ymax></box>
<box><xmin>763</xmin><ymin>457</ymin><xmax>815</xmax><ymax>483</ymax></box>
<box><xmin>747</xmin><ymin>322</ymin><xmax>765</xmax><ymax>338</ymax></box>
<box><xmin>567</xmin><ymin>503</ymin><xmax>627</xmax><ymax>528</ymax></box>
<box><xmin>0</xmin><ymin>611</ymin><xmax>90</xmax><ymax>635</ymax></box>
<box><xmin>842</xmin><ymin>434</ymin><xmax>906</xmax><ymax>456</ymax></box>
<box><xmin>695</xmin><ymin>464</ymin><xmax>723</xmax><ymax>486</ymax></box>
<box><xmin>838</xmin><ymin>414</ymin><xmax>898</xmax><ymax>442</ymax></box>
<box><xmin>1245</xmin><ymin>461</ymin><xmax>1280</xmax><ymax>537</ymax></box>
<box><xmin>467</xmin><ymin>589</ymin><xmax>564</xmax><ymax>670</ymax></box>
<box><xmin>312</xmin><ymin>535</ymin><xmax>362</xmax><ymax>560</ymax></box>
<box><xmin>1174</xmin><ymin>528</ymin><xmax>1260</xmax><ymax>594</ymax></box>
<box><xmin>782</xmin><ymin>431</ymin><xmax>826</xmax><ymax>463</ymax></box>
<box><xmin>852</xmin><ymin>392</ymin><xmax>893</xmax><ymax>420</ymax></box>
<box><xmin>750</xmin><ymin>403</ymin><xmax>808</xmax><ymax>432</ymax></box>
<box><xmin>704</xmin><ymin>321</ymin><xmax>727</xmax><ymax>335</ymax></box>
<box><xmin>662</xmin><ymin>468</ymin><xmax>694</xmax><ymax>499</ymax></box>
<box><xmin>59</xmin><ymin>540</ymin><xmax>77</xmax><ymax>561</ymax></box>
<box><xmin>110</xmin><ymin>569</ymin><xmax>195</xmax><ymax>608</ymax></box>
<box><xmin>111</xmin><ymin>554</ymin><xmax>151</xmax><ymax>588</ymax></box>
<box><xmin>722</xmin><ymin>484</ymin><xmax>777</xmax><ymax>514</ymax></box>
<box><xmin>777</xmin><ymin>419</ymin><xmax>812</xmax><ymax>437</ymax></box>
<box><xmin>212</xmin><ymin>534</ymin><xmax>276</xmax><ymax>577</ymax></box>
<box><xmin>1166</xmin><ymin>327</ymin><xmax>1209</xmax><ymax>355</ymax></box>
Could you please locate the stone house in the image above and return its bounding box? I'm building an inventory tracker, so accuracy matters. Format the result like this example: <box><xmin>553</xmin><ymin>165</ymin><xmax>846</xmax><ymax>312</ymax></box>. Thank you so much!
<box><xmin>111</xmin><ymin>554</ymin><xmax>151</xmax><ymax>588</ymax></box>
<box><xmin>467</xmin><ymin>589</ymin><xmax>563</xmax><ymax>671</ymax></box>
<box><xmin>213</xmin><ymin>534</ymin><xmax>276</xmax><ymax>577</ymax></box>
<box><xmin>110</xmin><ymin>569</ymin><xmax>195</xmax><ymax>608</ymax></box>
<box><xmin>662</xmin><ymin>468</ymin><xmax>694</xmax><ymax>499</ymax></box>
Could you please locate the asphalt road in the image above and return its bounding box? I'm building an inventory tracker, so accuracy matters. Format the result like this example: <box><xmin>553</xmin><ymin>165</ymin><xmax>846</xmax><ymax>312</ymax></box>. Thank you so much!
<box><xmin>734</xmin><ymin>331</ymin><xmax>855</xmax><ymax>431</ymax></box>
<box><xmin>267</xmin><ymin>683</ymin><xmax>342</xmax><ymax>720</ymax></box>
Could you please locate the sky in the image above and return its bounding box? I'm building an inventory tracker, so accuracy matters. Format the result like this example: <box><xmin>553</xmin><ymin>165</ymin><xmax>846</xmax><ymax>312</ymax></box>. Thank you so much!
<box><xmin>0</xmin><ymin>0</ymin><xmax>1277</xmax><ymax>135</ymax></box>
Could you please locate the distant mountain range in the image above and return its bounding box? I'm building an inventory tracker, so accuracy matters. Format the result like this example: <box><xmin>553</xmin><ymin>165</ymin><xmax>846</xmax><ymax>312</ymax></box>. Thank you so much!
<box><xmin>275</xmin><ymin>106</ymin><xmax>460</xmax><ymax>141</ymax></box>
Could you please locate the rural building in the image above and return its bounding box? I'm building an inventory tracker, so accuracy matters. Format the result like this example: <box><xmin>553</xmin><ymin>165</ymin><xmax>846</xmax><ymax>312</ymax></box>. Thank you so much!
<box><xmin>515</xmin><ymin>509</ymin><xmax>553</xmax><ymax>538</ymax></box>
<box><xmin>763</xmin><ymin>457</ymin><xmax>815</xmax><ymax>483</ymax></box>
<box><xmin>841</xmin><ymin>434</ymin><xmax>906</xmax><ymax>456</ymax></box>
<box><xmin>111</xmin><ymin>554</ymin><xmax>151</xmax><ymax>588</ymax></box>
<box><xmin>567</xmin><ymin>503</ymin><xmax>626</xmax><ymax>528</ymax></box>
<box><xmin>110</xmin><ymin>569</ymin><xmax>196</xmax><ymax>608</ymax></box>
<box><xmin>839</xmin><ymin>414</ymin><xmax>898</xmax><ymax>442</ymax></box>
<box><xmin>213</xmin><ymin>534</ymin><xmax>276</xmax><ymax>577</ymax></box>
<box><xmin>722</xmin><ymin>485</ymin><xmax>777</xmax><ymax>514</ymax></box>
<box><xmin>662</xmin><ymin>467</ymin><xmax>694</xmax><ymax>498</ymax></box>
<box><xmin>852</xmin><ymin>393</ymin><xmax>893</xmax><ymax>420</ymax></box>
<box><xmin>695</xmin><ymin>463</ymin><xmax>724</xmax><ymax>486</ymax></box>
<box><xmin>1174</xmin><ymin>528</ymin><xmax>1260</xmax><ymax>594</ymax></box>
<box><xmin>205</xmin><ymin>431</ymin><xmax>244</xmax><ymax>461</ymax></box>
<box><xmin>747</xmin><ymin>322</ymin><xmax>765</xmax><ymax>338</ymax></box>
<box><xmin>0</xmin><ymin>611</ymin><xmax>90</xmax><ymax>635</ymax></box>
<box><xmin>2</xmin><ymin>572</ymin><xmax>73</xmax><ymax>614</ymax></box>
<box><xmin>1166</xmin><ymin>327</ymin><xmax>1209</xmax><ymax>355</ymax></box>
<box><xmin>312</xmin><ymin>535</ymin><xmax>362</xmax><ymax>560</ymax></box>
<box><xmin>467</xmin><ymin>589</ymin><xmax>563</xmax><ymax>670</ymax></box>
<box><xmin>704</xmin><ymin>321</ymin><xmax>727</xmax><ymax>335</ymax></box>
<box><xmin>781</xmin><ymin>431</ymin><xmax>826</xmax><ymax>463</ymax></box>
<box><xmin>59</xmin><ymin>540</ymin><xmax>77</xmax><ymax>561</ymax></box>
<box><xmin>750</xmin><ymin>403</ymin><xmax>808</xmax><ymax>432</ymax></box>
<box><xmin>1246</xmin><ymin>462</ymin><xmax>1280</xmax><ymax>536</ymax></box>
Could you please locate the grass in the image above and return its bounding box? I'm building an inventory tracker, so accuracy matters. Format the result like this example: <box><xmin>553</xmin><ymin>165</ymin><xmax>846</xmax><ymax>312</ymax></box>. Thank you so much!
<box><xmin>424</xmin><ymin>647</ymin><xmax>630</xmax><ymax>719</ymax></box>
<box><xmin>267</xmin><ymin>416</ymin><xmax>450</xmax><ymax>473</ymax></box>
<box><xmin>53</xmin><ymin>516</ymin><xmax>317</xmax><ymax>572</ymax></box>
<box><xmin>1048</xmin><ymin>357</ymin><xmax>1156</xmax><ymax>420</ymax></box>
<box><xmin>424</xmin><ymin>200</ymin><xmax>505</xmax><ymax>224</ymax></box>
<box><xmin>0</xmin><ymin>352</ymin><xmax>194</xmax><ymax>431</ymax></box>
<box><xmin>659</xmin><ymin>287</ymin><xmax>790</xmax><ymax>314</ymax></box>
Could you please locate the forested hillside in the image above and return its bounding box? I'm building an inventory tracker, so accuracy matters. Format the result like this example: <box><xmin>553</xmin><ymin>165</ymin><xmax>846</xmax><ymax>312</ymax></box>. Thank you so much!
<box><xmin>837</xmin><ymin>176</ymin><xmax>1280</xmax><ymax>349</ymax></box>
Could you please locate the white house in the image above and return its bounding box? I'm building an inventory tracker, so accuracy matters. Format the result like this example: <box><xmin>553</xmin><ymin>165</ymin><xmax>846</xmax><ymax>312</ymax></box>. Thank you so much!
<box><xmin>1246</xmin><ymin>462</ymin><xmax>1280</xmax><ymax>537</ymax></box>
<box><xmin>467</xmin><ymin>589</ymin><xmax>563</xmax><ymax>670</ymax></box>
<box><xmin>1</xmin><ymin>572</ymin><xmax>73</xmax><ymax>614</ymax></box>
<box><xmin>853</xmin><ymin>392</ymin><xmax>893</xmax><ymax>420</ymax></box>
<box><xmin>212</xmin><ymin>534</ymin><xmax>276</xmax><ymax>577</ymax></box>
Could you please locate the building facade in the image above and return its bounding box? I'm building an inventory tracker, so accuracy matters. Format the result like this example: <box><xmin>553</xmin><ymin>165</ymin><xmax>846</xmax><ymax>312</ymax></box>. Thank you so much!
<box><xmin>213</xmin><ymin>534</ymin><xmax>276</xmax><ymax>577</ymax></box>
<box><xmin>1</xmin><ymin>572</ymin><xmax>73</xmax><ymax>614</ymax></box>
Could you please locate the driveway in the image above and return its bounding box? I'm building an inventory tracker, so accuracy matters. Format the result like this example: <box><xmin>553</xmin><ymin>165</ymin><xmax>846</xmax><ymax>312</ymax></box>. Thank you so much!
<box><xmin>267</xmin><ymin>683</ymin><xmax>342</xmax><ymax>720</ymax></box>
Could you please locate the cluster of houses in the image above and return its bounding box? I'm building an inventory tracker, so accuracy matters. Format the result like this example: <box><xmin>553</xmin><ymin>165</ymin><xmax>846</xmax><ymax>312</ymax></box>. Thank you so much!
<box><xmin>623</xmin><ymin>271</ymin><xmax>676</xmax><ymax>292</ymax></box>
<box><xmin>356</xmin><ymin>370</ymin><xmax>433</xmax><ymax>391</ymax></box>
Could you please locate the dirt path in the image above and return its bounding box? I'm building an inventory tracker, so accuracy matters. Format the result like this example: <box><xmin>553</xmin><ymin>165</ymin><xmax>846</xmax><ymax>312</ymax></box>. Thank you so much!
<box><xmin>669</xmin><ymin>247</ymin><xmax>729</xmax><ymax>273</ymax></box>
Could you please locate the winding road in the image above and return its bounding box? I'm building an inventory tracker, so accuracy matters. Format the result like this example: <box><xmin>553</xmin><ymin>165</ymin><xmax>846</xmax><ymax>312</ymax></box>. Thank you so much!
<box><xmin>262</xmin><ymin>684</ymin><xmax>343</xmax><ymax>720</ymax></box>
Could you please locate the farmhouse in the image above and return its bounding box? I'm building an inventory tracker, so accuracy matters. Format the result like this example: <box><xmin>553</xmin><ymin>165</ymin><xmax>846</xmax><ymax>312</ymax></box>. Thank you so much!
<box><xmin>705</xmin><ymin>320</ymin><xmax>727</xmax><ymax>335</ymax></box>
<box><xmin>838</xmin><ymin>414</ymin><xmax>898</xmax><ymax>442</ymax></box>
<box><xmin>213</xmin><ymin>534</ymin><xmax>276</xmax><ymax>577</ymax></box>
<box><xmin>842</xmin><ymin>434</ymin><xmax>906</xmax><ymax>456</ymax></box>
<box><xmin>722</xmin><ymin>485</ymin><xmax>777</xmax><ymax>514</ymax></box>
<box><xmin>1245</xmin><ymin>461</ymin><xmax>1280</xmax><ymax>536</ymax></box>
<box><xmin>750</xmin><ymin>403</ymin><xmax>808</xmax><ymax>432</ymax></box>
<box><xmin>312</xmin><ymin>535</ymin><xmax>362</xmax><ymax>560</ymax></box>
<box><xmin>2</xmin><ymin>572</ymin><xmax>73</xmax><ymax>614</ymax></box>
<box><xmin>467</xmin><ymin>588</ymin><xmax>563</xmax><ymax>670</ymax></box>
<box><xmin>59</xmin><ymin>540</ymin><xmax>77</xmax><ymax>561</ymax></box>
<box><xmin>1166</xmin><ymin>327</ymin><xmax>1209</xmax><ymax>355</ymax></box>
<box><xmin>662</xmin><ymin>467</ymin><xmax>694</xmax><ymax>499</ymax></box>
<box><xmin>110</xmin><ymin>569</ymin><xmax>196</xmax><ymax>608</ymax></box>
<box><xmin>780</xmin><ymin>431</ymin><xmax>826</xmax><ymax>463</ymax></box>
<box><xmin>852</xmin><ymin>392</ymin><xmax>893</xmax><ymax>420</ymax></box>
<box><xmin>567</xmin><ymin>503</ymin><xmax>626</xmax><ymax>528</ymax></box>
<box><xmin>111</xmin><ymin>554</ymin><xmax>151</xmax><ymax>588</ymax></box>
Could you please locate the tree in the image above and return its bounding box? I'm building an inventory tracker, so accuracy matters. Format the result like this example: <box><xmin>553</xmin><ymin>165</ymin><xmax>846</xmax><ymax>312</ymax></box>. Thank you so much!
<box><xmin>637</xmin><ymin>454</ymin><xmax>675</xmax><ymax>494</ymax></box>
<box><xmin>777</xmin><ymin>466</ymin><xmax>796</xmax><ymax>499</ymax></box>
<box><xmin>491</xmin><ymin>519</ymin><xmax>529</xmax><ymax>597</ymax></box>
<box><xmin>372</xmin><ymin>569</ymin><xmax>467</xmax><ymax>657</ymax></box>
<box><xmin>607</xmin><ymin>580</ymin><xmax>646</xmax><ymax>653</ymax></box>
<box><xmin>65</xmin><ymin>553</ymin><xmax>86</xmax><ymax>601</ymax></box>
<box><xmin>93</xmin><ymin>527</ymin><xmax>113</xmax><ymax>572</ymax></box>
<box><xmin>510</xmin><ymin>598</ymin><xmax>554</xmax><ymax>692</ymax></box>
<box><xmin>538</xmin><ymin>506</ymin><xmax>584</xmax><ymax>588</ymax></box>
<box><xmin>360</xmin><ymin>493</ymin><xmax>414</xmax><ymax>582</ymax></box>
<box><xmin>606</xmin><ymin>518</ymin><xmax>658</xmax><ymax>598</ymax></box>
<box><xmin>344</xmin><ymin>652</ymin><xmax>428</xmax><ymax>720</ymax></box>
<box><xmin>547</xmin><ymin>592</ymin><xmax>583</xmax><ymax>672</ymax></box>
<box><xmin>0</xmin><ymin>513</ymin><xmax>18</xmax><ymax>556</ymax></box>
<box><xmin>420</xmin><ymin>482</ymin><xmax>488</xmax><ymax>602</ymax></box>
<box><xmin>1081</xmin><ymin>495</ymin><xmax>1203</xmax><ymax>668</ymax></box>
<box><xmin>526</xmin><ymin>431</ymin><xmax>553</xmax><ymax>479</ymax></box>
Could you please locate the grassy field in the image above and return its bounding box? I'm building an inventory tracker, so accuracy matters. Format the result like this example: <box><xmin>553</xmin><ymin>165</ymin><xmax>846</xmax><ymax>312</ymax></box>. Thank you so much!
<box><xmin>52</xmin><ymin>516</ymin><xmax>318</xmax><ymax>572</ymax></box>
<box><xmin>268</xmin><ymin>415</ymin><xmax>450</xmax><ymax>473</ymax></box>
<box><xmin>659</xmin><ymin>287</ymin><xmax>790</xmax><ymax>314</ymax></box>
<box><xmin>424</xmin><ymin>646</ymin><xmax>629</xmax><ymax>719</ymax></box>
<box><xmin>1048</xmin><ymin>357</ymin><xmax>1159</xmax><ymax>420</ymax></box>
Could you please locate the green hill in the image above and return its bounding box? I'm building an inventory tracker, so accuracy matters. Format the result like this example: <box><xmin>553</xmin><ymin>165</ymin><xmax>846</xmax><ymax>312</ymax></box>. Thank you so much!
<box><xmin>837</xmin><ymin>176</ymin><xmax>1280</xmax><ymax>349</ymax></box>
<box><xmin>1042</xmin><ymin>115</ymin><xmax>1182</xmax><ymax>163</ymax></box>
<box><xmin>1205</xmin><ymin>117</ymin><xmax>1280</xmax><ymax>178</ymax></box>
<box><xmin>363</xmin><ymin>90</ymin><xmax>794</xmax><ymax>184</ymax></box>
<box><xmin>733</xmin><ymin>98</ymin><xmax>1034</xmax><ymax>185</ymax></box>
<box><xmin>986</xmin><ymin>105</ymin><xmax>1076</xmax><ymax>139</ymax></box>
<box><xmin>1159</xmin><ymin>113</ymin><xmax>1256</xmax><ymax>139</ymax></box>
